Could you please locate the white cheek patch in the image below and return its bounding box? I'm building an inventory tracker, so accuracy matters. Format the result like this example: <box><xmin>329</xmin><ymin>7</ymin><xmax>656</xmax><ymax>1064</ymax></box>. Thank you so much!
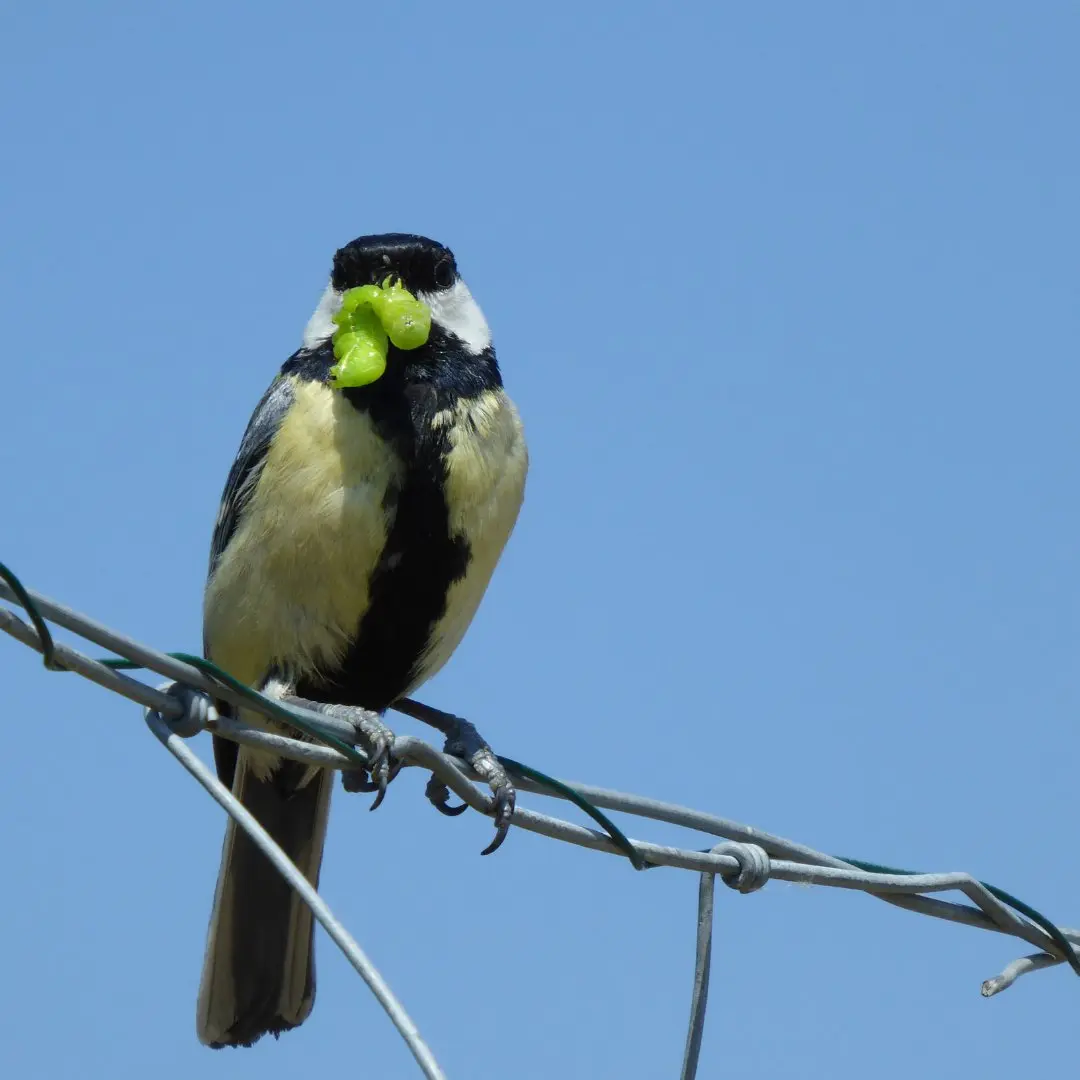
<box><xmin>304</xmin><ymin>277</ymin><xmax>492</xmax><ymax>355</ymax></box>
<box><xmin>302</xmin><ymin>283</ymin><xmax>343</xmax><ymax>348</ymax></box>
<box><xmin>420</xmin><ymin>278</ymin><xmax>492</xmax><ymax>355</ymax></box>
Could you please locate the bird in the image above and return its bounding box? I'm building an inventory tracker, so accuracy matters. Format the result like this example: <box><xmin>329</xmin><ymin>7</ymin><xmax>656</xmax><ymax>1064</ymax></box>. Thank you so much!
<box><xmin>197</xmin><ymin>233</ymin><xmax>528</xmax><ymax>1048</ymax></box>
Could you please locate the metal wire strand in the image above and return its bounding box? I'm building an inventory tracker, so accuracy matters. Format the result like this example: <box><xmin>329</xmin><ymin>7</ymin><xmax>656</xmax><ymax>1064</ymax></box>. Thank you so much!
<box><xmin>680</xmin><ymin>858</ymin><xmax>717</xmax><ymax>1080</ymax></box>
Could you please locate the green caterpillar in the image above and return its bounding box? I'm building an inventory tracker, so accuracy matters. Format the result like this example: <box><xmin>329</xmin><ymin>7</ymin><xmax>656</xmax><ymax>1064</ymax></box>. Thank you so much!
<box><xmin>330</xmin><ymin>278</ymin><xmax>432</xmax><ymax>388</ymax></box>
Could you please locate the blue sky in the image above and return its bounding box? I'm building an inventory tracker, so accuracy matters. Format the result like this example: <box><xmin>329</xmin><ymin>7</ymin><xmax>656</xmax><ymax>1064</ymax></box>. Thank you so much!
<box><xmin>2</xmin><ymin>2</ymin><xmax>1078</xmax><ymax>1076</ymax></box>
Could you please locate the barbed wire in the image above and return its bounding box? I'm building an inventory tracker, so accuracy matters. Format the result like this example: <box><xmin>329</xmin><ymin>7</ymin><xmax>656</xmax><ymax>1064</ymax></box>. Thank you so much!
<box><xmin>1</xmin><ymin>563</ymin><xmax>1076</xmax><ymax>1079</ymax></box>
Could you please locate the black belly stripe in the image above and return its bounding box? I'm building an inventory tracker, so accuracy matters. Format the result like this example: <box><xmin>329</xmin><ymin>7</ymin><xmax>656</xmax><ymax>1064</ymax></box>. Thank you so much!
<box><xmin>290</xmin><ymin>347</ymin><xmax>476</xmax><ymax>711</ymax></box>
<box><xmin>297</xmin><ymin>460</ymin><xmax>470</xmax><ymax>709</ymax></box>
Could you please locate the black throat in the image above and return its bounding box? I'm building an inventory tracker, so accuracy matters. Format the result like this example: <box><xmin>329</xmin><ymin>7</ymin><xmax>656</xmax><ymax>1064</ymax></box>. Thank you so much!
<box><xmin>281</xmin><ymin>330</ymin><xmax>501</xmax><ymax>709</ymax></box>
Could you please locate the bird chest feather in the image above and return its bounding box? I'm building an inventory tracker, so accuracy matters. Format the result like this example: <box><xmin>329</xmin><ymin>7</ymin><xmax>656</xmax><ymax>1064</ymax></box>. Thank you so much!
<box><xmin>204</xmin><ymin>377</ymin><xmax>403</xmax><ymax>686</ymax></box>
<box><xmin>415</xmin><ymin>388</ymin><xmax>528</xmax><ymax>683</ymax></box>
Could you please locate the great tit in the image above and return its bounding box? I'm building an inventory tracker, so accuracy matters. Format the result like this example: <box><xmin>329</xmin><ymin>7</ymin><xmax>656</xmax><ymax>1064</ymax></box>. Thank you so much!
<box><xmin>197</xmin><ymin>233</ymin><xmax>528</xmax><ymax>1048</ymax></box>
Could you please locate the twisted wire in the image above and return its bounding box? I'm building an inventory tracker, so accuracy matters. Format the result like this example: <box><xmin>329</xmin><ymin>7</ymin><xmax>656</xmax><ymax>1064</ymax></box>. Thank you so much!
<box><xmin>2</xmin><ymin>567</ymin><xmax>1076</xmax><ymax>1080</ymax></box>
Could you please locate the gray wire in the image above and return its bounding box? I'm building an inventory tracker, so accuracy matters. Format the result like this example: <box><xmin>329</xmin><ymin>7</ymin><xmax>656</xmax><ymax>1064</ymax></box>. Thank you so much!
<box><xmin>0</xmin><ymin>605</ymin><xmax>181</xmax><ymax>715</ymax></box>
<box><xmin>0</xmin><ymin>588</ymin><xmax>1074</xmax><ymax>1016</ymax></box>
<box><xmin>204</xmin><ymin>710</ymin><xmax>1080</xmax><ymax>973</ymax></box>
<box><xmin>0</xmin><ymin>597</ymin><xmax>360</xmax><ymax>744</ymax></box>
<box><xmin>144</xmin><ymin>708</ymin><xmax>448</xmax><ymax>1080</ymax></box>
<box><xmin>501</xmin><ymin>780</ymin><xmax>1062</xmax><ymax>948</ymax></box>
<box><xmin>982</xmin><ymin>952</ymin><xmax>1061</xmax><ymax>997</ymax></box>
<box><xmin>681</xmin><ymin>858</ymin><xmax>716</xmax><ymax>1080</ymax></box>
<box><xmin>0</xmin><ymin>580</ymin><xmax>270</xmax><ymax>719</ymax></box>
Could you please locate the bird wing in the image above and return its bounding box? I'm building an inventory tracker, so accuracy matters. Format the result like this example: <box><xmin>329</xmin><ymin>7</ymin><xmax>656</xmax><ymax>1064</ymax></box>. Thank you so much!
<box><xmin>204</xmin><ymin>371</ymin><xmax>296</xmax><ymax>786</ymax></box>
<box><xmin>208</xmin><ymin>373</ymin><xmax>296</xmax><ymax>580</ymax></box>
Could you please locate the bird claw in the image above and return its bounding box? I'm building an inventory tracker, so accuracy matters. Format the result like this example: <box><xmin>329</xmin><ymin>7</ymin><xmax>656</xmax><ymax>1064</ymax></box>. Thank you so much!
<box><xmin>342</xmin><ymin>756</ymin><xmax>400</xmax><ymax>810</ymax></box>
<box><xmin>476</xmin><ymin>752</ymin><xmax>515</xmax><ymax>855</ymax></box>
<box><xmin>312</xmin><ymin>706</ymin><xmax>397</xmax><ymax>810</ymax></box>
<box><xmin>367</xmin><ymin>770</ymin><xmax>390</xmax><ymax>812</ymax></box>
<box><xmin>440</xmin><ymin>721</ymin><xmax>516</xmax><ymax>855</ymax></box>
<box><xmin>394</xmin><ymin>700</ymin><xmax>517</xmax><ymax>851</ymax></box>
<box><xmin>424</xmin><ymin>775</ymin><xmax>470</xmax><ymax>817</ymax></box>
<box><xmin>342</xmin><ymin>769</ymin><xmax>380</xmax><ymax>794</ymax></box>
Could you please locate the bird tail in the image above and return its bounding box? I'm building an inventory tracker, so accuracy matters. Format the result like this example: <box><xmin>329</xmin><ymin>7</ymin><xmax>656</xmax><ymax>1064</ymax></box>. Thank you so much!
<box><xmin>196</xmin><ymin>752</ymin><xmax>332</xmax><ymax>1048</ymax></box>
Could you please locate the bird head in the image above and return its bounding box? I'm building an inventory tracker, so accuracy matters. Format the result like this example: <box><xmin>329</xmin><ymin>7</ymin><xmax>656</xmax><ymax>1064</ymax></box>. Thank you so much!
<box><xmin>303</xmin><ymin>234</ymin><xmax>492</xmax><ymax>387</ymax></box>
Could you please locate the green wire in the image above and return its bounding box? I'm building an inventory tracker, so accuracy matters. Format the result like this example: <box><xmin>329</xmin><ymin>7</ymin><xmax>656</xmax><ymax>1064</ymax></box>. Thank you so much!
<box><xmin>0</xmin><ymin>561</ymin><xmax>61</xmax><ymax>670</ymax></box>
<box><xmin>101</xmin><ymin>653</ymin><xmax>367</xmax><ymax>767</ymax></box>
<box><xmin>498</xmin><ymin>756</ymin><xmax>647</xmax><ymax>870</ymax></box>
<box><xmin>2</xmin><ymin>559</ymin><xmax>1075</xmax><ymax>972</ymax></box>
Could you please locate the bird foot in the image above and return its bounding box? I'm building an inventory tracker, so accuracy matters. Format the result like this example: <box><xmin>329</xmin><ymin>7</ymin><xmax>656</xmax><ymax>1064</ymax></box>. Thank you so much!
<box><xmin>282</xmin><ymin>696</ymin><xmax>400</xmax><ymax>810</ymax></box>
<box><xmin>413</xmin><ymin>709</ymin><xmax>516</xmax><ymax>855</ymax></box>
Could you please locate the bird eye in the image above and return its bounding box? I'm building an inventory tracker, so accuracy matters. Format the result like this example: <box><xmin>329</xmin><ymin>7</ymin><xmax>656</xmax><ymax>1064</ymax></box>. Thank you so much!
<box><xmin>433</xmin><ymin>258</ymin><xmax>455</xmax><ymax>289</ymax></box>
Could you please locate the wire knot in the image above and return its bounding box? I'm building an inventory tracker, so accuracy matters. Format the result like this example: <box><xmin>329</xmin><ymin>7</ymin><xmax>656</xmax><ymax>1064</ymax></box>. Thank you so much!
<box><xmin>152</xmin><ymin>681</ymin><xmax>215</xmax><ymax>738</ymax></box>
<box><xmin>713</xmin><ymin>842</ymin><xmax>771</xmax><ymax>893</ymax></box>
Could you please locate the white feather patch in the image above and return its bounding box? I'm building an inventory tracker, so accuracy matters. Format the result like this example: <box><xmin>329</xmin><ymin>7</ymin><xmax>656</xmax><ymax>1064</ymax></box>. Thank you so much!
<box><xmin>302</xmin><ymin>283</ymin><xmax>342</xmax><ymax>348</ymax></box>
<box><xmin>420</xmin><ymin>279</ymin><xmax>492</xmax><ymax>355</ymax></box>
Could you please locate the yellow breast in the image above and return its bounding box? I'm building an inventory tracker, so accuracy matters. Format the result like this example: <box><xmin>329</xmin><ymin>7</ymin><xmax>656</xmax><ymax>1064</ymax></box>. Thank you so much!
<box><xmin>415</xmin><ymin>388</ymin><xmax>529</xmax><ymax>687</ymax></box>
<box><xmin>204</xmin><ymin>376</ymin><xmax>403</xmax><ymax>687</ymax></box>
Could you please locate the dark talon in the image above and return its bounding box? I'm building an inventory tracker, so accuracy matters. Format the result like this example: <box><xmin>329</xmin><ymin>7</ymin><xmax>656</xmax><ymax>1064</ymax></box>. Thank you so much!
<box><xmin>366</xmin><ymin>753</ymin><xmax>402</xmax><ymax>811</ymax></box>
<box><xmin>342</xmin><ymin>757</ymin><xmax>396</xmax><ymax>809</ymax></box>
<box><xmin>425</xmin><ymin>776</ymin><xmax>470</xmax><ymax>817</ymax></box>
<box><xmin>480</xmin><ymin>786</ymin><xmax>515</xmax><ymax>855</ymax></box>
<box><xmin>368</xmin><ymin>778</ymin><xmax>388</xmax><ymax>812</ymax></box>
<box><xmin>342</xmin><ymin>769</ymin><xmax>379</xmax><ymax>793</ymax></box>
<box><xmin>480</xmin><ymin>819</ymin><xmax>511</xmax><ymax>856</ymax></box>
